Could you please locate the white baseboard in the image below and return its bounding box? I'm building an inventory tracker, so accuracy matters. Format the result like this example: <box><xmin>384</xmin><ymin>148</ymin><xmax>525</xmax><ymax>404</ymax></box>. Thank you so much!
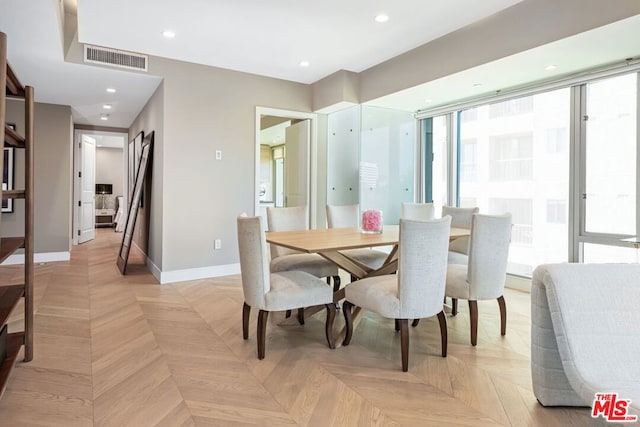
<box><xmin>505</xmin><ymin>274</ymin><xmax>531</xmax><ymax>293</ymax></box>
<box><xmin>1</xmin><ymin>251</ymin><xmax>71</xmax><ymax>265</ymax></box>
<box><xmin>156</xmin><ymin>263</ymin><xmax>241</xmax><ymax>284</ymax></box>
<box><xmin>146</xmin><ymin>257</ymin><xmax>162</xmax><ymax>284</ymax></box>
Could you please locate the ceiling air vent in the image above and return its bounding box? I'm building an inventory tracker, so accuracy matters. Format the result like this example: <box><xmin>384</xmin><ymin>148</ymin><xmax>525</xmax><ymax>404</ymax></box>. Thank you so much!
<box><xmin>84</xmin><ymin>45</ymin><xmax>148</xmax><ymax>72</ymax></box>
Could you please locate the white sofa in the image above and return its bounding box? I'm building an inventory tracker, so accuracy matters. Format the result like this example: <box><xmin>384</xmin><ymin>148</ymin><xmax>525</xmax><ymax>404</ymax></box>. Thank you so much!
<box><xmin>532</xmin><ymin>263</ymin><xmax>640</xmax><ymax>417</ymax></box>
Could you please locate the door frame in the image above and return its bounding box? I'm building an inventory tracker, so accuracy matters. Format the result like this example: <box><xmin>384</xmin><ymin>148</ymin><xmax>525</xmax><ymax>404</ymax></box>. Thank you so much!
<box><xmin>72</xmin><ymin>129</ymin><xmax>129</xmax><ymax>245</ymax></box>
<box><xmin>254</xmin><ymin>107</ymin><xmax>317</xmax><ymax>226</ymax></box>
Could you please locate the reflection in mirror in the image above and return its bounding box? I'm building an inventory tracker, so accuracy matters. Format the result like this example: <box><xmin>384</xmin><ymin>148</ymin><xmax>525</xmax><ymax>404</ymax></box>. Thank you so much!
<box><xmin>256</xmin><ymin>110</ymin><xmax>313</xmax><ymax>223</ymax></box>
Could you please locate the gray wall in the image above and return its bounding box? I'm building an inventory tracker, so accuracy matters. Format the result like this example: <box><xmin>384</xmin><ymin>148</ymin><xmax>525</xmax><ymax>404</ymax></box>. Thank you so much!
<box><xmin>128</xmin><ymin>82</ymin><xmax>164</xmax><ymax>269</ymax></box>
<box><xmin>96</xmin><ymin>147</ymin><xmax>123</xmax><ymax>198</ymax></box>
<box><xmin>3</xmin><ymin>101</ymin><xmax>72</xmax><ymax>254</ymax></box>
<box><xmin>148</xmin><ymin>58</ymin><xmax>311</xmax><ymax>272</ymax></box>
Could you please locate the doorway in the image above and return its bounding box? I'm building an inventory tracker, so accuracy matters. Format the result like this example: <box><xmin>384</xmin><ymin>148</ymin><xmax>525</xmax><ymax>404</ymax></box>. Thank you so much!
<box><xmin>254</xmin><ymin>107</ymin><xmax>317</xmax><ymax>226</ymax></box>
<box><xmin>72</xmin><ymin>129</ymin><xmax>128</xmax><ymax>245</ymax></box>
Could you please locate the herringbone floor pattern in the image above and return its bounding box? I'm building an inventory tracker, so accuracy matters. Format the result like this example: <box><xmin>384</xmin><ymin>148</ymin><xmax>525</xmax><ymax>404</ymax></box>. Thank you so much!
<box><xmin>0</xmin><ymin>230</ymin><xmax>601</xmax><ymax>426</ymax></box>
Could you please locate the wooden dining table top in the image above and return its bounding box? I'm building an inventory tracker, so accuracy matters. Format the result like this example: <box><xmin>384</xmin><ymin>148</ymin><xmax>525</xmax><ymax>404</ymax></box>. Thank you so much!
<box><xmin>265</xmin><ymin>225</ymin><xmax>470</xmax><ymax>253</ymax></box>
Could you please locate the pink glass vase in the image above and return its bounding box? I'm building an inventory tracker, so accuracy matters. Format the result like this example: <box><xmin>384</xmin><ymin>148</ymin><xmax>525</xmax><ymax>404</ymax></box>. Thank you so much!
<box><xmin>361</xmin><ymin>210</ymin><xmax>383</xmax><ymax>234</ymax></box>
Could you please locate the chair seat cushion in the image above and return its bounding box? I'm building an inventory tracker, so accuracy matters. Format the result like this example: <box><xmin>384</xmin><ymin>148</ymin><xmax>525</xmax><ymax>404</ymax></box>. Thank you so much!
<box><xmin>445</xmin><ymin>264</ymin><xmax>470</xmax><ymax>299</ymax></box>
<box><xmin>270</xmin><ymin>253</ymin><xmax>339</xmax><ymax>278</ymax></box>
<box><xmin>447</xmin><ymin>251</ymin><xmax>468</xmax><ymax>265</ymax></box>
<box><xmin>341</xmin><ymin>248</ymin><xmax>388</xmax><ymax>270</ymax></box>
<box><xmin>448</xmin><ymin>235</ymin><xmax>470</xmax><ymax>255</ymax></box>
<box><xmin>265</xmin><ymin>271</ymin><xmax>333</xmax><ymax>312</ymax></box>
<box><xmin>344</xmin><ymin>275</ymin><xmax>400</xmax><ymax>318</ymax></box>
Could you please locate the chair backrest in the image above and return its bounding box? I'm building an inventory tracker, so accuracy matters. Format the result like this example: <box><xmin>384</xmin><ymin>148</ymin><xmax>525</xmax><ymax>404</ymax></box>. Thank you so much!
<box><xmin>266</xmin><ymin>206</ymin><xmax>308</xmax><ymax>258</ymax></box>
<box><xmin>237</xmin><ymin>215</ymin><xmax>270</xmax><ymax>309</ymax></box>
<box><xmin>326</xmin><ymin>204</ymin><xmax>359</xmax><ymax>228</ymax></box>
<box><xmin>467</xmin><ymin>213</ymin><xmax>512</xmax><ymax>300</ymax></box>
<box><xmin>397</xmin><ymin>216</ymin><xmax>451</xmax><ymax>318</ymax></box>
<box><xmin>441</xmin><ymin>206</ymin><xmax>479</xmax><ymax>229</ymax></box>
<box><xmin>401</xmin><ymin>202</ymin><xmax>435</xmax><ymax>221</ymax></box>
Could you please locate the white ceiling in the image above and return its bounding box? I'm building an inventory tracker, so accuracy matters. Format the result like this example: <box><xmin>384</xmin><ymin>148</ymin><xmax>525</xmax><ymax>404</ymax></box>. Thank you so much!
<box><xmin>261</xmin><ymin>120</ymin><xmax>291</xmax><ymax>147</ymax></box>
<box><xmin>76</xmin><ymin>0</ymin><xmax>523</xmax><ymax>84</ymax></box>
<box><xmin>1</xmin><ymin>0</ymin><xmax>639</xmax><ymax>128</ymax></box>
<box><xmin>0</xmin><ymin>0</ymin><xmax>162</xmax><ymax>128</ymax></box>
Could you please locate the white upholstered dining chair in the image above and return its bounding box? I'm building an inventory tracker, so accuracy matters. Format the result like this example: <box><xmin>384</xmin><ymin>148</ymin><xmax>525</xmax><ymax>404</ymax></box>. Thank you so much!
<box><xmin>445</xmin><ymin>213</ymin><xmax>511</xmax><ymax>346</ymax></box>
<box><xmin>267</xmin><ymin>206</ymin><xmax>340</xmax><ymax>321</ymax></box>
<box><xmin>267</xmin><ymin>206</ymin><xmax>340</xmax><ymax>282</ymax></box>
<box><xmin>442</xmin><ymin>206</ymin><xmax>479</xmax><ymax>265</ymax></box>
<box><xmin>342</xmin><ymin>216</ymin><xmax>451</xmax><ymax>372</ymax></box>
<box><xmin>401</xmin><ymin>202</ymin><xmax>435</xmax><ymax>221</ymax></box>
<box><xmin>326</xmin><ymin>204</ymin><xmax>388</xmax><ymax>271</ymax></box>
<box><xmin>237</xmin><ymin>215</ymin><xmax>336</xmax><ymax>359</ymax></box>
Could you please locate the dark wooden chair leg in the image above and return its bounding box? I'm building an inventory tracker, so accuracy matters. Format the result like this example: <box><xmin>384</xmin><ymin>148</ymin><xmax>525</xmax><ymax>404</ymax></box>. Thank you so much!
<box><xmin>468</xmin><ymin>300</ymin><xmax>478</xmax><ymax>346</ymax></box>
<box><xmin>437</xmin><ymin>310</ymin><xmax>447</xmax><ymax>357</ymax></box>
<box><xmin>257</xmin><ymin>310</ymin><xmax>269</xmax><ymax>359</ymax></box>
<box><xmin>324</xmin><ymin>304</ymin><xmax>336</xmax><ymax>349</ymax></box>
<box><xmin>400</xmin><ymin>319</ymin><xmax>409</xmax><ymax>372</ymax></box>
<box><xmin>242</xmin><ymin>302</ymin><xmax>251</xmax><ymax>340</ymax></box>
<box><xmin>395</xmin><ymin>319</ymin><xmax>400</xmax><ymax>331</ymax></box>
<box><xmin>342</xmin><ymin>301</ymin><xmax>354</xmax><ymax>346</ymax></box>
<box><xmin>297</xmin><ymin>308</ymin><xmax>305</xmax><ymax>325</ymax></box>
<box><xmin>451</xmin><ymin>298</ymin><xmax>458</xmax><ymax>316</ymax></box>
<box><xmin>332</xmin><ymin>276</ymin><xmax>341</xmax><ymax>292</ymax></box>
<box><xmin>411</xmin><ymin>319</ymin><xmax>420</xmax><ymax>327</ymax></box>
<box><xmin>497</xmin><ymin>295</ymin><xmax>507</xmax><ymax>336</ymax></box>
<box><xmin>285</xmin><ymin>310</ymin><xmax>292</xmax><ymax>318</ymax></box>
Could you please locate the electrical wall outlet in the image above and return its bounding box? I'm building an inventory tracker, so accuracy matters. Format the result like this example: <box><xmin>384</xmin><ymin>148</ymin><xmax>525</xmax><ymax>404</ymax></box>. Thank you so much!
<box><xmin>214</xmin><ymin>239</ymin><xmax>222</xmax><ymax>250</ymax></box>
<box><xmin>215</xmin><ymin>150</ymin><xmax>222</xmax><ymax>160</ymax></box>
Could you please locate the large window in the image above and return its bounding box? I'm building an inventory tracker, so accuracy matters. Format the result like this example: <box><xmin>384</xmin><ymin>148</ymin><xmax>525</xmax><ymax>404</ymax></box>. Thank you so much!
<box><xmin>418</xmin><ymin>70</ymin><xmax>640</xmax><ymax>277</ymax></box>
<box><xmin>583</xmin><ymin>73</ymin><xmax>637</xmax><ymax>237</ymax></box>
<box><xmin>422</xmin><ymin>115</ymin><xmax>448</xmax><ymax>213</ymax></box>
<box><xmin>489</xmin><ymin>133</ymin><xmax>533</xmax><ymax>181</ymax></box>
<box><xmin>458</xmin><ymin>88</ymin><xmax>571</xmax><ymax>276</ymax></box>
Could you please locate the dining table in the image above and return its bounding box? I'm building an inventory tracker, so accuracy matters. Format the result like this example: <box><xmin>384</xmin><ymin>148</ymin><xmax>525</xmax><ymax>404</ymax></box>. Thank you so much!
<box><xmin>266</xmin><ymin>225</ymin><xmax>471</xmax><ymax>346</ymax></box>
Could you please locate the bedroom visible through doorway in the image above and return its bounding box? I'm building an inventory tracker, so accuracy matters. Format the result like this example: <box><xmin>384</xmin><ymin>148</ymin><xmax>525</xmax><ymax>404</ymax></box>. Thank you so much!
<box><xmin>72</xmin><ymin>129</ymin><xmax>128</xmax><ymax>245</ymax></box>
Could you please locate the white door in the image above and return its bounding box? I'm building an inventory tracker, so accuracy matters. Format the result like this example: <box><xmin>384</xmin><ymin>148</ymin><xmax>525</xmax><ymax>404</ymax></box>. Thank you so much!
<box><xmin>284</xmin><ymin>120</ymin><xmax>310</xmax><ymax>207</ymax></box>
<box><xmin>78</xmin><ymin>135</ymin><xmax>96</xmax><ymax>243</ymax></box>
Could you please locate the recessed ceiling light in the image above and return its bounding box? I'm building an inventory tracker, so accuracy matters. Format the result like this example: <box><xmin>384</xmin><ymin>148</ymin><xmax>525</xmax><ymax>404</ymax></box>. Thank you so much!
<box><xmin>103</xmin><ymin>104</ymin><xmax>112</xmax><ymax>110</ymax></box>
<box><xmin>100</xmin><ymin>114</ymin><xmax>109</xmax><ymax>121</ymax></box>
<box><xmin>106</xmin><ymin>88</ymin><xmax>116</xmax><ymax>93</ymax></box>
<box><xmin>162</xmin><ymin>30</ymin><xmax>176</xmax><ymax>38</ymax></box>
<box><xmin>299</xmin><ymin>60</ymin><xmax>310</xmax><ymax>67</ymax></box>
<box><xmin>472</xmin><ymin>83</ymin><xmax>483</xmax><ymax>88</ymax></box>
<box><xmin>375</xmin><ymin>14</ymin><xmax>389</xmax><ymax>23</ymax></box>
<box><xmin>545</xmin><ymin>64</ymin><xmax>558</xmax><ymax>71</ymax></box>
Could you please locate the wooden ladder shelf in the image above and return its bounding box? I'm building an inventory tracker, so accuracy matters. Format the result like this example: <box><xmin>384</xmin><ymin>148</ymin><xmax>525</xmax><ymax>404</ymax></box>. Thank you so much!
<box><xmin>0</xmin><ymin>31</ymin><xmax>35</xmax><ymax>399</ymax></box>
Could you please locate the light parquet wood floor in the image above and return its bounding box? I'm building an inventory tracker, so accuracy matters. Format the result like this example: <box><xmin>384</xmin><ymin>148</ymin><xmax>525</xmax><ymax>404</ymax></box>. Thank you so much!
<box><xmin>0</xmin><ymin>229</ymin><xmax>602</xmax><ymax>426</ymax></box>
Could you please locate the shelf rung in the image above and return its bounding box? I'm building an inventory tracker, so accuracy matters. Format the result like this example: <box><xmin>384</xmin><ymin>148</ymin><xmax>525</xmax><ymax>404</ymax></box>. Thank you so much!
<box><xmin>2</xmin><ymin>190</ymin><xmax>25</xmax><ymax>200</ymax></box>
<box><xmin>5</xmin><ymin>63</ymin><xmax>25</xmax><ymax>98</ymax></box>
<box><xmin>0</xmin><ymin>332</ymin><xmax>25</xmax><ymax>399</ymax></box>
<box><xmin>0</xmin><ymin>285</ymin><xmax>24</xmax><ymax>327</ymax></box>
<box><xmin>0</xmin><ymin>237</ymin><xmax>25</xmax><ymax>265</ymax></box>
<box><xmin>4</xmin><ymin>125</ymin><xmax>25</xmax><ymax>148</ymax></box>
